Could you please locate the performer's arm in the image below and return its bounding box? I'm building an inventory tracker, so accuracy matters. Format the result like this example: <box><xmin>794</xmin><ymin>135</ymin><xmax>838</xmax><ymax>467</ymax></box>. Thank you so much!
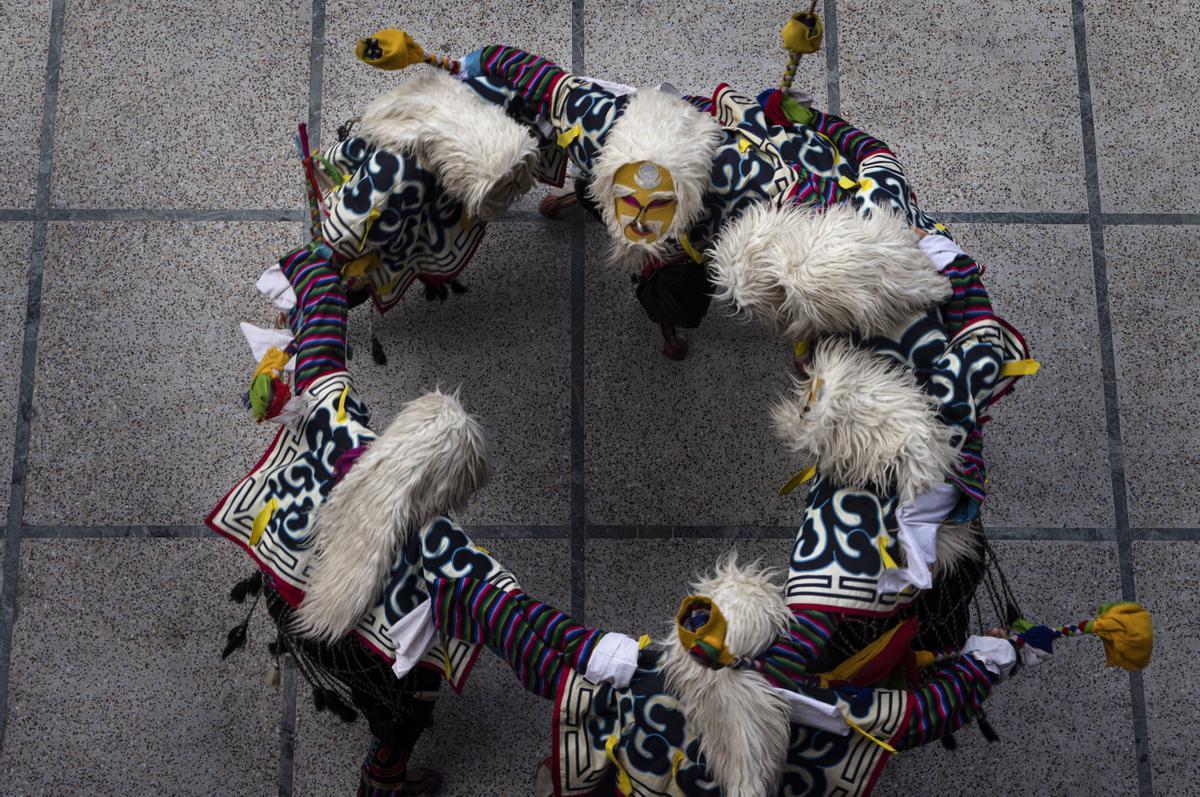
<box><xmin>278</xmin><ymin>247</ymin><xmax>348</xmax><ymax>390</ymax></box>
<box><xmin>432</xmin><ymin>578</ymin><xmax>635</xmax><ymax>699</ymax></box>
<box><xmin>893</xmin><ymin>653</ymin><xmax>997</xmax><ymax>750</ymax></box>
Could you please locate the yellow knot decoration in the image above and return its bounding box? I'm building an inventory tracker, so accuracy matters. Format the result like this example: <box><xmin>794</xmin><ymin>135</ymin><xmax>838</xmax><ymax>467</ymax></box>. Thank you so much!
<box><xmin>1090</xmin><ymin>601</ymin><xmax>1153</xmax><ymax>671</ymax></box>
<box><xmin>914</xmin><ymin>649</ymin><xmax>936</xmax><ymax>669</ymax></box>
<box><xmin>638</xmin><ymin>634</ymin><xmax>652</xmax><ymax>650</ymax></box>
<box><xmin>355</xmin><ymin>29</ymin><xmax>425</xmax><ymax>70</ymax></box>
<box><xmin>341</xmin><ymin>251</ymin><xmax>381</xmax><ymax>279</ymax></box>
<box><xmin>781</xmin><ymin>11</ymin><xmax>824</xmax><ymax>54</ymax></box>
<box><xmin>254</xmin><ymin>347</ymin><xmax>290</xmax><ymax>381</ymax></box>
<box><xmin>837</xmin><ymin>175</ymin><xmax>858</xmax><ymax>191</ymax></box>
<box><xmin>556</xmin><ymin>123</ymin><xmax>582</xmax><ymax>148</ymax></box>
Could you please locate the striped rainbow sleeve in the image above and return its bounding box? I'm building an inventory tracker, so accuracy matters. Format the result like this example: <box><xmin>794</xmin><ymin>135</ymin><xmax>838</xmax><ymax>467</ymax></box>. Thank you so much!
<box><xmin>475</xmin><ymin>45</ymin><xmax>568</xmax><ymax>112</ymax></box>
<box><xmin>279</xmin><ymin>247</ymin><xmax>348</xmax><ymax>391</ymax></box>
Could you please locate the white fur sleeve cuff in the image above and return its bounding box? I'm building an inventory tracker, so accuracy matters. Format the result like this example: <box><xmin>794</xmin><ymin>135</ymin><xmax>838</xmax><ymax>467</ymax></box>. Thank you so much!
<box><xmin>582</xmin><ymin>633</ymin><xmax>639</xmax><ymax>688</ymax></box>
<box><xmin>962</xmin><ymin>635</ymin><xmax>1017</xmax><ymax>680</ymax></box>
<box><xmin>385</xmin><ymin>599</ymin><xmax>438</xmax><ymax>680</ymax></box>
<box><xmin>917</xmin><ymin>234</ymin><xmax>967</xmax><ymax>273</ymax></box>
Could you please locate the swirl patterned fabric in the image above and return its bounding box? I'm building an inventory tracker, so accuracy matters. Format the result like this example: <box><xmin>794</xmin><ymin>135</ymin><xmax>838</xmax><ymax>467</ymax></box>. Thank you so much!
<box><xmin>206</xmin><ymin>371</ymin><xmax>517</xmax><ymax>691</ymax></box>
<box><xmin>320</xmin><ymin>136</ymin><xmax>488</xmax><ymax>312</ymax></box>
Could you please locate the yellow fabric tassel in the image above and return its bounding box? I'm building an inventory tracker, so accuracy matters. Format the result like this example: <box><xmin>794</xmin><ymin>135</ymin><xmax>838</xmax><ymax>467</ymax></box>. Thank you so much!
<box><xmin>844</xmin><ymin>714</ymin><xmax>897</xmax><ymax>754</ymax></box>
<box><xmin>638</xmin><ymin>634</ymin><xmax>652</xmax><ymax>650</ymax></box>
<box><xmin>671</xmin><ymin>750</ymin><xmax>686</xmax><ymax>788</ymax></box>
<box><xmin>357</xmin><ymin>208</ymin><xmax>382</xmax><ymax>252</ymax></box>
<box><xmin>254</xmin><ymin>347</ymin><xmax>290</xmax><ymax>380</ymax></box>
<box><xmin>737</xmin><ymin>136</ymin><xmax>753</xmax><ymax>153</ymax></box>
<box><xmin>1090</xmin><ymin>601</ymin><xmax>1153</xmax><ymax>671</ymax></box>
<box><xmin>1000</xmin><ymin>358</ymin><xmax>1041</xmax><ymax>377</ymax></box>
<box><xmin>605</xmin><ymin>735</ymin><xmax>633</xmax><ymax>795</ymax></box>
<box><xmin>678</xmin><ymin>233</ymin><xmax>704</xmax><ymax>264</ymax></box>
<box><xmin>250</xmin><ymin>498</ymin><xmax>278</xmax><ymax>547</ymax></box>
<box><xmin>780</xmin><ymin>465</ymin><xmax>816</xmax><ymax>496</ymax></box>
<box><xmin>335</xmin><ymin>384</ymin><xmax>350</xmax><ymax>424</ymax></box>
<box><xmin>792</xmin><ymin>339</ymin><xmax>810</xmax><ymax>358</ymax></box>
<box><xmin>914</xmin><ymin>650</ymin><xmax>935</xmax><ymax>669</ymax></box>
<box><xmin>557</xmin><ymin>124</ymin><xmax>582</xmax><ymax>148</ymax></box>
<box><xmin>838</xmin><ymin>175</ymin><xmax>858</xmax><ymax>191</ymax></box>
<box><xmin>355</xmin><ymin>29</ymin><xmax>426</xmax><ymax>70</ymax></box>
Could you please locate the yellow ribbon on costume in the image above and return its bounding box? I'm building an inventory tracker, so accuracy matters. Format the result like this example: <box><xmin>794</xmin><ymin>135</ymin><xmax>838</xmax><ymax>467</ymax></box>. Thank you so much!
<box><xmin>838</xmin><ymin>175</ymin><xmax>858</xmax><ymax>191</ymax></box>
<box><xmin>355</xmin><ymin>29</ymin><xmax>426</xmax><ymax>70</ymax></box>
<box><xmin>737</xmin><ymin>136</ymin><xmax>753</xmax><ymax>154</ymax></box>
<box><xmin>843</xmin><ymin>713</ymin><xmax>897</xmax><ymax>753</ymax></box>
<box><xmin>557</xmin><ymin>123</ymin><xmax>582</xmax><ymax>148</ymax></box>
<box><xmin>604</xmin><ymin>735</ymin><xmax>633</xmax><ymax>795</ymax></box>
<box><xmin>638</xmin><ymin>634</ymin><xmax>652</xmax><ymax>650</ymax></box>
<box><xmin>358</xmin><ymin>207</ymin><xmax>382</xmax><ymax>252</ymax></box>
<box><xmin>254</xmin><ymin>347</ymin><xmax>290</xmax><ymax>381</ymax></box>
<box><xmin>335</xmin><ymin>384</ymin><xmax>351</xmax><ymax>424</ymax></box>
<box><xmin>792</xmin><ymin>339</ymin><xmax>810</xmax><ymax>359</ymax></box>
<box><xmin>1000</xmin><ymin>358</ymin><xmax>1041</xmax><ymax>377</ymax></box>
<box><xmin>1089</xmin><ymin>601</ymin><xmax>1153</xmax><ymax>671</ymax></box>
<box><xmin>780</xmin><ymin>465</ymin><xmax>816</xmax><ymax>496</ymax></box>
<box><xmin>678</xmin><ymin>233</ymin><xmax>704</xmax><ymax>264</ymax></box>
<box><xmin>877</xmin><ymin>534</ymin><xmax>899</xmax><ymax>570</ymax></box>
<box><xmin>250</xmin><ymin>498</ymin><xmax>278</xmax><ymax>547</ymax></box>
<box><xmin>816</xmin><ymin>621</ymin><xmax>908</xmax><ymax>687</ymax></box>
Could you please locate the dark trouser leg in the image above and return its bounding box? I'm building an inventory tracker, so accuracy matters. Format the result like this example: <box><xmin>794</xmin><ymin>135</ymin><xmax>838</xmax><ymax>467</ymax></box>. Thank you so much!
<box><xmin>356</xmin><ymin>668</ymin><xmax>443</xmax><ymax>796</ymax></box>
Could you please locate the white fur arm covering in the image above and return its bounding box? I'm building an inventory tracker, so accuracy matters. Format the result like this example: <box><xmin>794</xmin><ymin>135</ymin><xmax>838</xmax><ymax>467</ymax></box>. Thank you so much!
<box><xmin>582</xmin><ymin>633</ymin><xmax>639</xmax><ymax>688</ymax></box>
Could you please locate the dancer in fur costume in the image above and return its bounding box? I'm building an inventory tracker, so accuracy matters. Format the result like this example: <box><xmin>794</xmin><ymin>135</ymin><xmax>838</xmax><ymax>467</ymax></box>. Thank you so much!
<box><xmin>289</xmin><ymin>67</ymin><xmax>562</xmax><ymax>325</ymax></box>
<box><xmin>347</xmin><ymin>25</ymin><xmax>968</xmax><ymax>360</ymax></box>
<box><xmin>211</xmin><ymin>239</ymin><xmax>510</xmax><ymax>796</ymax></box>
<box><xmin>404</xmin><ymin>551</ymin><xmax>1150</xmax><ymax>797</ymax></box>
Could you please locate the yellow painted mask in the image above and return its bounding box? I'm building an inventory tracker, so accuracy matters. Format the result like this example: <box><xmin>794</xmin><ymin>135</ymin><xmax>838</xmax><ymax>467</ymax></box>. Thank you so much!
<box><xmin>612</xmin><ymin>161</ymin><xmax>676</xmax><ymax>245</ymax></box>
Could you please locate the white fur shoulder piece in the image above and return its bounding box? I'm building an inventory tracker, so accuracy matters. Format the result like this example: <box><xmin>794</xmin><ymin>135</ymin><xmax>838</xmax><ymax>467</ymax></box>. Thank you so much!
<box><xmin>771</xmin><ymin>338</ymin><xmax>960</xmax><ymax>504</ymax></box>
<box><xmin>357</xmin><ymin>72</ymin><xmax>538</xmax><ymax>220</ymax></box>
<box><xmin>588</xmin><ymin>88</ymin><xmax>724</xmax><ymax>261</ymax></box>
<box><xmin>708</xmin><ymin>202</ymin><xmax>951</xmax><ymax>340</ymax></box>
<box><xmin>292</xmin><ymin>390</ymin><xmax>490</xmax><ymax>643</ymax></box>
<box><xmin>661</xmin><ymin>553</ymin><xmax>792</xmax><ymax>797</ymax></box>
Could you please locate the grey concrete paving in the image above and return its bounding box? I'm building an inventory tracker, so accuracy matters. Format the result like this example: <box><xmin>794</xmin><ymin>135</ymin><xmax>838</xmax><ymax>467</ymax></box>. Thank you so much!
<box><xmin>0</xmin><ymin>1</ymin><xmax>1194</xmax><ymax>796</ymax></box>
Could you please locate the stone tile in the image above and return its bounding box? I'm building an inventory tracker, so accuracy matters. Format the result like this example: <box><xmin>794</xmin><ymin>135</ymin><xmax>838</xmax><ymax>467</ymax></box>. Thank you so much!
<box><xmin>1106</xmin><ymin>226</ymin><xmax>1200</xmax><ymax>527</ymax></box>
<box><xmin>585</xmin><ymin>538</ymin><xmax>791</xmax><ymax>632</ymax></box>
<box><xmin>586</xmin><ymin>1</ymin><xmax>827</xmax><ymax>102</ymax></box>
<box><xmin>584</xmin><ymin>230</ymin><xmax>806</xmax><ymax>527</ymax></box>
<box><xmin>292</xmin><ymin>537</ymin><xmax>570</xmax><ymax>796</ymax></box>
<box><xmin>0</xmin><ymin>538</ymin><xmax>279</xmax><ymax>795</ymax></box>
<box><xmin>877</xmin><ymin>541</ymin><xmax>1136</xmax><ymax>796</ymax></box>
<box><xmin>1087</xmin><ymin>0</ymin><xmax>1200</xmax><ymax>213</ymax></box>
<box><xmin>0</xmin><ymin>1</ymin><xmax>50</xmax><ymax>209</ymax></box>
<box><xmin>345</xmin><ymin>222</ymin><xmax>569</xmax><ymax>526</ymax></box>
<box><xmin>1133</xmin><ymin>541</ymin><xmax>1200</xmax><ymax>795</ymax></box>
<box><xmin>50</xmin><ymin>0</ymin><xmax>310</xmax><ymax>209</ymax></box>
<box><xmin>0</xmin><ymin>223</ymin><xmax>31</xmax><ymax>525</ymax></box>
<box><xmin>24</xmin><ymin>221</ymin><xmax>297</xmax><ymax>526</ymax></box>
<box><xmin>838</xmin><ymin>0</ymin><xmax>1087</xmax><ymax>213</ymax></box>
<box><xmin>951</xmin><ymin>224</ymin><xmax>1114</xmax><ymax>527</ymax></box>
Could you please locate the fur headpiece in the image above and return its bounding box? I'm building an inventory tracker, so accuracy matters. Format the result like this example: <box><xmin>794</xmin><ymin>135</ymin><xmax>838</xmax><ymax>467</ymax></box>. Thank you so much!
<box><xmin>771</xmin><ymin>338</ymin><xmax>960</xmax><ymax>504</ymax></box>
<box><xmin>293</xmin><ymin>390</ymin><xmax>489</xmax><ymax>643</ymax></box>
<box><xmin>588</xmin><ymin>89</ymin><xmax>724</xmax><ymax>263</ymax></box>
<box><xmin>708</xmin><ymin>202</ymin><xmax>951</xmax><ymax>340</ymax></box>
<box><xmin>356</xmin><ymin>72</ymin><xmax>538</xmax><ymax>220</ymax></box>
<box><xmin>661</xmin><ymin>552</ymin><xmax>792</xmax><ymax>797</ymax></box>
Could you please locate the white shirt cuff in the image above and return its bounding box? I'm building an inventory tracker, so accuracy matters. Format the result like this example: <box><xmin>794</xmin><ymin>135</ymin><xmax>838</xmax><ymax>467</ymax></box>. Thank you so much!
<box><xmin>257</xmin><ymin>264</ymin><xmax>298</xmax><ymax>311</ymax></box>
<box><xmin>582</xmin><ymin>633</ymin><xmax>639</xmax><ymax>688</ymax></box>
<box><xmin>962</xmin><ymin>635</ymin><xmax>1017</xmax><ymax>680</ymax></box>
<box><xmin>917</xmin><ymin>234</ymin><xmax>967</xmax><ymax>273</ymax></box>
<box><xmin>385</xmin><ymin>599</ymin><xmax>438</xmax><ymax>679</ymax></box>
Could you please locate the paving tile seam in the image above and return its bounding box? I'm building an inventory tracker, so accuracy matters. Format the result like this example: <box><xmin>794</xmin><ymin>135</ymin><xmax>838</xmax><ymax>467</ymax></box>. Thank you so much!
<box><xmin>1070</xmin><ymin>1</ymin><xmax>1152</xmax><ymax>793</ymax></box>
<box><xmin>567</xmin><ymin>0</ymin><xmax>588</xmax><ymax>626</ymax></box>
<box><xmin>0</xmin><ymin>0</ymin><xmax>66</xmax><ymax>759</ymax></box>
<box><xmin>823</xmin><ymin>0</ymin><xmax>840</xmax><ymax>114</ymax></box>
<box><xmin>7</xmin><ymin>207</ymin><xmax>1193</xmax><ymax>226</ymax></box>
